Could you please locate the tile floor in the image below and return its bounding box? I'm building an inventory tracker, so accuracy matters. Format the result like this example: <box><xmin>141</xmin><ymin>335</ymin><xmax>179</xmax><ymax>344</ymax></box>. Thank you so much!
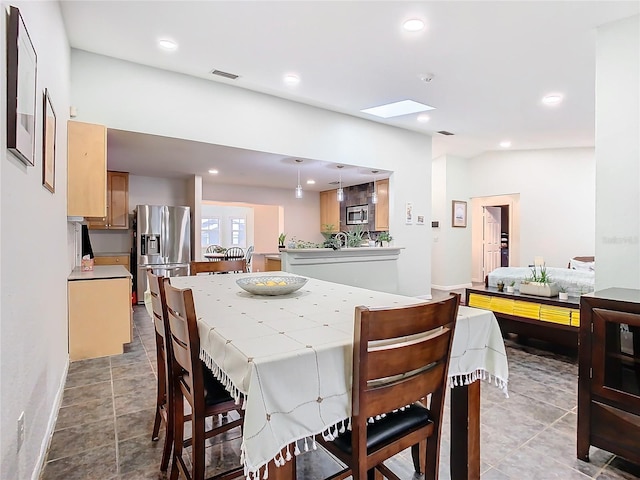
<box><xmin>40</xmin><ymin>305</ymin><xmax>640</xmax><ymax>480</ymax></box>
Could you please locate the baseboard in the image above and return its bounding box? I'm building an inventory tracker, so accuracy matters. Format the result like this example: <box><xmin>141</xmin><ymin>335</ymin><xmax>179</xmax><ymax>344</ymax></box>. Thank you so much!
<box><xmin>431</xmin><ymin>282</ymin><xmax>473</xmax><ymax>291</ymax></box>
<box><xmin>31</xmin><ymin>356</ymin><xmax>69</xmax><ymax>480</ymax></box>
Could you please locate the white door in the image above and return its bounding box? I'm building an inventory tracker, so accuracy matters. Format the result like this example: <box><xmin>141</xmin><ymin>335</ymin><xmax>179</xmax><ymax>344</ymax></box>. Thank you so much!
<box><xmin>483</xmin><ymin>206</ymin><xmax>502</xmax><ymax>277</ymax></box>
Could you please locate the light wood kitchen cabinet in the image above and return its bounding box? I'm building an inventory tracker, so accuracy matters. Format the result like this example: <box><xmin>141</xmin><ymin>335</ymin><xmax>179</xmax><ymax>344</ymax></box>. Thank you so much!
<box><xmin>67</xmin><ymin>121</ymin><xmax>107</xmax><ymax>218</ymax></box>
<box><xmin>93</xmin><ymin>255</ymin><xmax>130</xmax><ymax>271</ymax></box>
<box><xmin>68</xmin><ymin>269</ymin><xmax>132</xmax><ymax>361</ymax></box>
<box><xmin>320</xmin><ymin>189</ymin><xmax>340</xmax><ymax>232</ymax></box>
<box><xmin>374</xmin><ymin>178</ymin><xmax>389</xmax><ymax>231</ymax></box>
<box><xmin>87</xmin><ymin>171</ymin><xmax>129</xmax><ymax>229</ymax></box>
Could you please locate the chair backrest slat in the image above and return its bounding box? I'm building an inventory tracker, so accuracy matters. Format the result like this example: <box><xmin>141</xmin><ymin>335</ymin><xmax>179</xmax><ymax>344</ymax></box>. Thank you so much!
<box><xmin>164</xmin><ymin>280</ymin><xmax>204</xmax><ymax>400</ymax></box>
<box><xmin>224</xmin><ymin>247</ymin><xmax>245</xmax><ymax>260</ymax></box>
<box><xmin>190</xmin><ymin>260</ymin><xmax>247</xmax><ymax>275</ymax></box>
<box><xmin>366</xmin><ymin>327</ymin><xmax>452</xmax><ymax>381</ymax></box>
<box><xmin>352</xmin><ymin>294</ymin><xmax>459</xmax><ymax>420</ymax></box>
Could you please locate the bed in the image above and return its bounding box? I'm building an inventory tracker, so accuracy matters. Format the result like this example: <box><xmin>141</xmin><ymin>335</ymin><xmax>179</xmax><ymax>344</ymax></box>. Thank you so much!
<box><xmin>487</xmin><ymin>257</ymin><xmax>595</xmax><ymax>298</ymax></box>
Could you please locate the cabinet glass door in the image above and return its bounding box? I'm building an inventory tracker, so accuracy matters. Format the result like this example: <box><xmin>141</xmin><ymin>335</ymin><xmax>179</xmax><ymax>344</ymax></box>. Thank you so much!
<box><xmin>593</xmin><ymin>308</ymin><xmax>640</xmax><ymax>403</ymax></box>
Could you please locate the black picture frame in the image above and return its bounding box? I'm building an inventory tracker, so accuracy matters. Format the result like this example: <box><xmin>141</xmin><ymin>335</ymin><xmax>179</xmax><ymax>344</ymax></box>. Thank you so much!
<box><xmin>6</xmin><ymin>6</ymin><xmax>38</xmax><ymax>167</ymax></box>
<box><xmin>43</xmin><ymin>89</ymin><xmax>56</xmax><ymax>192</ymax></box>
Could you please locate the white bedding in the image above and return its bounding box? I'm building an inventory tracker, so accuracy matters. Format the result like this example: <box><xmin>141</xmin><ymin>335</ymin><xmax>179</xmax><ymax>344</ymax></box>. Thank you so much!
<box><xmin>488</xmin><ymin>266</ymin><xmax>595</xmax><ymax>297</ymax></box>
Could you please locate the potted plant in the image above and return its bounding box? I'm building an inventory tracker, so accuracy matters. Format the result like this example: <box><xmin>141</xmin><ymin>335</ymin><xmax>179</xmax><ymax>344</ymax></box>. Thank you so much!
<box><xmin>506</xmin><ymin>281</ymin><xmax>515</xmax><ymax>293</ymax></box>
<box><xmin>278</xmin><ymin>233</ymin><xmax>286</xmax><ymax>250</ymax></box>
<box><xmin>496</xmin><ymin>280</ymin><xmax>505</xmax><ymax>292</ymax></box>
<box><xmin>558</xmin><ymin>286</ymin><xmax>569</xmax><ymax>300</ymax></box>
<box><xmin>346</xmin><ymin>225</ymin><xmax>367</xmax><ymax>248</ymax></box>
<box><xmin>377</xmin><ymin>231</ymin><xmax>393</xmax><ymax>247</ymax></box>
<box><xmin>519</xmin><ymin>264</ymin><xmax>560</xmax><ymax>297</ymax></box>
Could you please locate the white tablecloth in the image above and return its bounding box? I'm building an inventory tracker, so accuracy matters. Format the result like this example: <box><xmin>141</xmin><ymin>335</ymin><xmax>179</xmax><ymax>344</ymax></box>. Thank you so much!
<box><xmin>171</xmin><ymin>273</ymin><xmax>508</xmax><ymax>479</ymax></box>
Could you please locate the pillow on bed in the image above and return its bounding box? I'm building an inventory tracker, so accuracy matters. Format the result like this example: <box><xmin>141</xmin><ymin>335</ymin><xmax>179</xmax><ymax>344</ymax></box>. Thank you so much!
<box><xmin>569</xmin><ymin>258</ymin><xmax>595</xmax><ymax>272</ymax></box>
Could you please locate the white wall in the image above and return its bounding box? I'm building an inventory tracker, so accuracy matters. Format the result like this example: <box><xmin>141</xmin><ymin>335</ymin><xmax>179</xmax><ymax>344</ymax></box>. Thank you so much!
<box><xmin>0</xmin><ymin>2</ymin><xmax>71</xmax><ymax>478</ymax></box>
<box><xmin>468</xmin><ymin>148</ymin><xmax>596</xmax><ymax>269</ymax></box>
<box><xmin>595</xmin><ymin>15</ymin><xmax>640</xmax><ymax>289</ymax></box>
<box><xmin>431</xmin><ymin>155</ymin><xmax>472</xmax><ymax>289</ymax></box>
<box><xmin>70</xmin><ymin>50</ymin><xmax>434</xmax><ymax>296</ymax></box>
<box><xmin>202</xmin><ymin>183</ymin><xmax>322</xmax><ymax>249</ymax></box>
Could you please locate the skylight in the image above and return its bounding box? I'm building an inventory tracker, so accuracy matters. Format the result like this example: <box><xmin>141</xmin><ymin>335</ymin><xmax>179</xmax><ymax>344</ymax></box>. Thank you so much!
<box><xmin>361</xmin><ymin>100</ymin><xmax>435</xmax><ymax>119</ymax></box>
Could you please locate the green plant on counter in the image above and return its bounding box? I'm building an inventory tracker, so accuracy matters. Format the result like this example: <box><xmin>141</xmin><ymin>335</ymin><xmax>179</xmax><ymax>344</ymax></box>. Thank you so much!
<box><xmin>346</xmin><ymin>225</ymin><xmax>367</xmax><ymax>247</ymax></box>
<box><xmin>524</xmin><ymin>264</ymin><xmax>552</xmax><ymax>284</ymax></box>
<box><xmin>377</xmin><ymin>231</ymin><xmax>393</xmax><ymax>245</ymax></box>
<box><xmin>278</xmin><ymin>233</ymin><xmax>286</xmax><ymax>247</ymax></box>
<box><xmin>509</xmin><ymin>280</ymin><xmax>516</xmax><ymax>287</ymax></box>
<box><xmin>321</xmin><ymin>224</ymin><xmax>336</xmax><ymax>242</ymax></box>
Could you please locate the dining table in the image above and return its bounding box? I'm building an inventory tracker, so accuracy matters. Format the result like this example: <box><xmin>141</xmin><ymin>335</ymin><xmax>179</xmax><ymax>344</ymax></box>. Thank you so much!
<box><xmin>203</xmin><ymin>252</ymin><xmax>225</xmax><ymax>261</ymax></box>
<box><xmin>170</xmin><ymin>272</ymin><xmax>509</xmax><ymax>480</ymax></box>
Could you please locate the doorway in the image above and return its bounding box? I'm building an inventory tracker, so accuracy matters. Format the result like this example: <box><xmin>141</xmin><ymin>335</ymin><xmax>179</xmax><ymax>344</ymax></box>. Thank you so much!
<box><xmin>471</xmin><ymin>194</ymin><xmax>520</xmax><ymax>283</ymax></box>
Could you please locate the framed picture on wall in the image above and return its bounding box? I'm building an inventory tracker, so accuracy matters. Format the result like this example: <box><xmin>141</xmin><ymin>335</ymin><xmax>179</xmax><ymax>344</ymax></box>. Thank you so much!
<box><xmin>6</xmin><ymin>6</ymin><xmax>38</xmax><ymax>167</ymax></box>
<box><xmin>452</xmin><ymin>200</ymin><xmax>467</xmax><ymax>228</ymax></box>
<box><xmin>43</xmin><ymin>89</ymin><xmax>56</xmax><ymax>192</ymax></box>
<box><xmin>405</xmin><ymin>202</ymin><xmax>413</xmax><ymax>224</ymax></box>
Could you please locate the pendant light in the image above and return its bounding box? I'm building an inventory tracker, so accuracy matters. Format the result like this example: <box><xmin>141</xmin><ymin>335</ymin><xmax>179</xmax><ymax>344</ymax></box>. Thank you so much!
<box><xmin>371</xmin><ymin>170</ymin><xmax>379</xmax><ymax>204</ymax></box>
<box><xmin>336</xmin><ymin>165</ymin><xmax>344</xmax><ymax>202</ymax></box>
<box><xmin>295</xmin><ymin>159</ymin><xmax>303</xmax><ymax>199</ymax></box>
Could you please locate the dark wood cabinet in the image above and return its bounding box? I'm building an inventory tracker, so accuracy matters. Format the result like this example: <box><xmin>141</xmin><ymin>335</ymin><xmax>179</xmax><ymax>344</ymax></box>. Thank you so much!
<box><xmin>578</xmin><ymin>288</ymin><xmax>640</xmax><ymax>465</ymax></box>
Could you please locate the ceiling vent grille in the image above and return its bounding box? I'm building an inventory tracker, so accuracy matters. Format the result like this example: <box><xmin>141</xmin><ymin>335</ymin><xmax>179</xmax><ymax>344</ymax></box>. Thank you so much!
<box><xmin>437</xmin><ymin>130</ymin><xmax>455</xmax><ymax>136</ymax></box>
<box><xmin>328</xmin><ymin>181</ymin><xmax>340</xmax><ymax>185</ymax></box>
<box><xmin>211</xmin><ymin>69</ymin><xmax>240</xmax><ymax>80</ymax></box>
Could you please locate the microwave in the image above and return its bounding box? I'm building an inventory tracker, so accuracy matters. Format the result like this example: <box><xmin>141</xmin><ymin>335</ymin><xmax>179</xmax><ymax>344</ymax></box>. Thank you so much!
<box><xmin>346</xmin><ymin>205</ymin><xmax>369</xmax><ymax>225</ymax></box>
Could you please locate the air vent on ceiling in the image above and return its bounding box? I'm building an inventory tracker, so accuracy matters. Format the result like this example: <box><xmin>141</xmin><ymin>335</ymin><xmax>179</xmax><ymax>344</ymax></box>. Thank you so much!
<box><xmin>437</xmin><ymin>130</ymin><xmax>455</xmax><ymax>136</ymax></box>
<box><xmin>328</xmin><ymin>181</ymin><xmax>340</xmax><ymax>185</ymax></box>
<box><xmin>211</xmin><ymin>69</ymin><xmax>240</xmax><ymax>80</ymax></box>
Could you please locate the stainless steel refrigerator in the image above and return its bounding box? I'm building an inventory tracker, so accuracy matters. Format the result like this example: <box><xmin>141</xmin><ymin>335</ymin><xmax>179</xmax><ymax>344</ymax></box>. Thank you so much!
<box><xmin>136</xmin><ymin>205</ymin><xmax>191</xmax><ymax>303</ymax></box>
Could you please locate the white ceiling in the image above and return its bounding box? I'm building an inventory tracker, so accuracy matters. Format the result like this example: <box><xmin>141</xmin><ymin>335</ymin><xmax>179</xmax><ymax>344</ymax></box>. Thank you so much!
<box><xmin>60</xmin><ymin>1</ymin><xmax>639</xmax><ymax>191</ymax></box>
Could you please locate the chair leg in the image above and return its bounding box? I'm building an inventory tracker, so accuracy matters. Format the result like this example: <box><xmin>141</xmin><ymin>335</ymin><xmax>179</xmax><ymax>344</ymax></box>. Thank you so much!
<box><xmin>411</xmin><ymin>439</ymin><xmax>426</xmax><ymax>474</ymax></box>
<box><xmin>192</xmin><ymin>412</ymin><xmax>206</xmax><ymax>480</ymax></box>
<box><xmin>160</xmin><ymin>406</ymin><xmax>173</xmax><ymax>472</ymax></box>
<box><xmin>151</xmin><ymin>407</ymin><xmax>162</xmax><ymax>441</ymax></box>
<box><xmin>170</xmin><ymin>395</ymin><xmax>184</xmax><ymax>480</ymax></box>
<box><xmin>424</xmin><ymin>436</ymin><xmax>440</xmax><ymax>480</ymax></box>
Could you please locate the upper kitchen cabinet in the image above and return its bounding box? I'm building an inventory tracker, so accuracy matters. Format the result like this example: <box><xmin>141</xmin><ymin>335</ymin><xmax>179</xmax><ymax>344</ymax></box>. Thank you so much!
<box><xmin>68</xmin><ymin>121</ymin><xmax>107</xmax><ymax>218</ymax></box>
<box><xmin>374</xmin><ymin>178</ymin><xmax>389</xmax><ymax>231</ymax></box>
<box><xmin>320</xmin><ymin>189</ymin><xmax>340</xmax><ymax>232</ymax></box>
<box><xmin>87</xmin><ymin>171</ymin><xmax>129</xmax><ymax>230</ymax></box>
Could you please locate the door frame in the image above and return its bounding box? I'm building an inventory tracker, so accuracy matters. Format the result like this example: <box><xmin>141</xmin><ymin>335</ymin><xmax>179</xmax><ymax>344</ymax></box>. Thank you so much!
<box><xmin>471</xmin><ymin>194</ymin><xmax>520</xmax><ymax>283</ymax></box>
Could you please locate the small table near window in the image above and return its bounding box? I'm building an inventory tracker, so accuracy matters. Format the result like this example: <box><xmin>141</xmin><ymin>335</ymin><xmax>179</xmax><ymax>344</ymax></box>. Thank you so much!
<box><xmin>203</xmin><ymin>252</ymin><xmax>225</xmax><ymax>261</ymax></box>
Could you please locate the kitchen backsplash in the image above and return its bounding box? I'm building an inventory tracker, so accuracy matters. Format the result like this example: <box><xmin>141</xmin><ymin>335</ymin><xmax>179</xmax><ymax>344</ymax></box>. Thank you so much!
<box><xmin>340</xmin><ymin>182</ymin><xmax>378</xmax><ymax>232</ymax></box>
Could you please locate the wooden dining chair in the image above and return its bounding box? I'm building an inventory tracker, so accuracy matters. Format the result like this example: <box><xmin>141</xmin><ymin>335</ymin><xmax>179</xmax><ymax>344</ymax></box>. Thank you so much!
<box><xmin>147</xmin><ymin>269</ymin><xmax>173</xmax><ymax>473</ymax></box>
<box><xmin>164</xmin><ymin>279</ymin><xmax>245</xmax><ymax>480</ymax></box>
<box><xmin>190</xmin><ymin>260</ymin><xmax>247</xmax><ymax>275</ymax></box>
<box><xmin>318</xmin><ymin>294</ymin><xmax>460</xmax><ymax>480</ymax></box>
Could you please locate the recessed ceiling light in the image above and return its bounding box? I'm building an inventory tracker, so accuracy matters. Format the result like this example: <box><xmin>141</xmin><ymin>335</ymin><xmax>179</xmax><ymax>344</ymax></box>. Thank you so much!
<box><xmin>403</xmin><ymin>19</ymin><xmax>425</xmax><ymax>32</ymax></box>
<box><xmin>542</xmin><ymin>94</ymin><xmax>563</xmax><ymax>106</ymax></box>
<box><xmin>306</xmin><ymin>180</ymin><xmax>315</xmax><ymax>185</ymax></box>
<box><xmin>158</xmin><ymin>39</ymin><xmax>178</xmax><ymax>51</ymax></box>
<box><xmin>499</xmin><ymin>141</ymin><xmax>512</xmax><ymax>148</ymax></box>
<box><xmin>417</xmin><ymin>113</ymin><xmax>430</xmax><ymax>123</ymax></box>
<box><xmin>361</xmin><ymin>100</ymin><xmax>435</xmax><ymax>119</ymax></box>
<box><xmin>283</xmin><ymin>73</ymin><xmax>300</xmax><ymax>86</ymax></box>
<box><xmin>208</xmin><ymin>169</ymin><xmax>219</xmax><ymax>175</ymax></box>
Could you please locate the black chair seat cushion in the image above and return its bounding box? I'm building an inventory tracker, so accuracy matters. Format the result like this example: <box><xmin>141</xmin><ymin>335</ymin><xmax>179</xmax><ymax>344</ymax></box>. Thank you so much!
<box><xmin>332</xmin><ymin>403</ymin><xmax>432</xmax><ymax>455</ymax></box>
<box><xmin>202</xmin><ymin>364</ymin><xmax>234</xmax><ymax>406</ymax></box>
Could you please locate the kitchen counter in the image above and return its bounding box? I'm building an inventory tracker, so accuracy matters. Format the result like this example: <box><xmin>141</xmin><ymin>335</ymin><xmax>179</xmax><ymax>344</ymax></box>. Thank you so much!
<box><xmin>68</xmin><ymin>265</ymin><xmax>131</xmax><ymax>281</ymax></box>
<box><xmin>280</xmin><ymin>247</ymin><xmax>403</xmax><ymax>293</ymax></box>
<box><xmin>93</xmin><ymin>251</ymin><xmax>129</xmax><ymax>257</ymax></box>
<box><xmin>67</xmin><ymin>265</ymin><xmax>133</xmax><ymax>360</ymax></box>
